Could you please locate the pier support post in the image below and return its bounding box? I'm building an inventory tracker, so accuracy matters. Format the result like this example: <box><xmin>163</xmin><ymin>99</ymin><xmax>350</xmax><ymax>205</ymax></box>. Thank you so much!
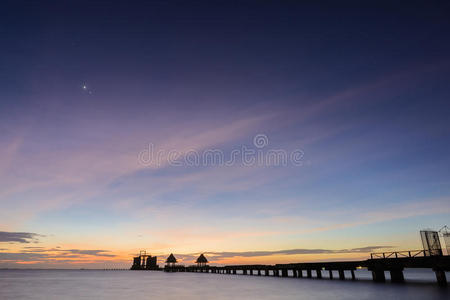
<box><xmin>390</xmin><ymin>268</ymin><xmax>404</xmax><ymax>283</ymax></box>
<box><xmin>258</xmin><ymin>270</ymin><xmax>261</xmax><ymax>276</ymax></box>
<box><xmin>434</xmin><ymin>269</ymin><xmax>447</xmax><ymax>287</ymax></box>
<box><xmin>276</xmin><ymin>269</ymin><xmax>280</xmax><ymax>277</ymax></box>
<box><xmin>298</xmin><ymin>269</ymin><xmax>303</xmax><ymax>278</ymax></box>
<box><xmin>316</xmin><ymin>269</ymin><xmax>322</xmax><ymax>279</ymax></box>
<box><xmin>243</xmin><ymin>269</ymin><xmax>248</xmax><ymax>275</ymax></box>
<box><xmin>371</xmin><ymin>268</ymin><xmax>386</xmax><ymax>282</ymax></box>
<box><xmin>338</xmin><ymin>270</ymin><xmax>345</xmax><ymax>280</ymax></box>
<box><xmin>307</xmin><ymin>269</ymin><xmax>312</xmax><ymax>278</ymax></box>
<box><xmin>292</xmin><ymin>269</ymin><xmax>297</xmax><ymax>278</ymax></box>
<box><xmin>329</xmin><ymin>270</ymin><xmax>333</xmax><ymax>279</ymax></box>
<box><xmin>282</xmin><ymin>269</ymin><xmax>288</xmax><ymax>277</ymax></box>
<box><xmin>265</xmin><ymin>269</ymin><xmax>269</xmax><ymax>276</ymax></box>
<box><xmin>233</xmin><ymin>269</ymin><xmax>236</xmax><ymax>275</ymax></box>
<box><xmin>351</xmin><ymin>270</ymin><xmax>355</xmax><ymax>281</ymax></box>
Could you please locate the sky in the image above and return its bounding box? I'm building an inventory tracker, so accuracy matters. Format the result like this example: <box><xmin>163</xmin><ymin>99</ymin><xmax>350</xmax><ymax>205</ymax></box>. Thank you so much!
<box><xmin>1</xmin><ymin>0</ymin><xmax>450</xmax><ymax>268</ymax></box>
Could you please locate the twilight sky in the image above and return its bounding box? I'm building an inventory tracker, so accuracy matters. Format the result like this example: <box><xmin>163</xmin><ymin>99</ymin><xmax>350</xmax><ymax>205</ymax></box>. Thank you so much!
<box><xmin>1</xmin><ymin>1</ymin><xmax>450</xmax><ymax>268</ymax></box>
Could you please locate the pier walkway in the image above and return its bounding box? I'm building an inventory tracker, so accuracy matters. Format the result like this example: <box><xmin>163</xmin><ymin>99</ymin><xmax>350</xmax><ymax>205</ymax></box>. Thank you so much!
<box><xmin>163</xmin><ymin>252</ymin><xmax>450</xmax><ymax>286</ymax></box>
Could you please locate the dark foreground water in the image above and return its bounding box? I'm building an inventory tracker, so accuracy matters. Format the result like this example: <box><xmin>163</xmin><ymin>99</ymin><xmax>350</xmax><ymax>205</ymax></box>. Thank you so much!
<box><xmin>0</xmin><ymin>269</ymin><xmax>449</xmax><ymax>300</ymax></box>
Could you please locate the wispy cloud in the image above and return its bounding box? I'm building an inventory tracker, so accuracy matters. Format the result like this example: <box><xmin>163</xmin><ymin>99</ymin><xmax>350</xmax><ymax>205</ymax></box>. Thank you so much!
<box><xmin>0</xmin><ymin>231</ymin><xmax>44</xmax><ymax>243</ymax></box>
<box><xmin>0</xmin><ymin>246</ymin><xmax>116</xmax><ymax>267</ymax></box>
<box><xmin>203</xmin><ymin>246</ymin><xmax>394</xmax><ymax>259</ymax></box>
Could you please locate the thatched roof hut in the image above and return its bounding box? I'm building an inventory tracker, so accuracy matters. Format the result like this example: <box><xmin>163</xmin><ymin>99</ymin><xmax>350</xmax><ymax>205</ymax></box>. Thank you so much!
<box><xmin>196</xmin><ymin>253</ymin><xmax>208</xmax><ymax>266</ymax></box>
<box><xmin>166</xmin><ymin>253</ymin><xmax>177</xmax><ymax>265</ymax></box>
<box><xmin>196</xmin><ymin>254</ymin><xmax>208</xmax><ymax>263</ymax></box>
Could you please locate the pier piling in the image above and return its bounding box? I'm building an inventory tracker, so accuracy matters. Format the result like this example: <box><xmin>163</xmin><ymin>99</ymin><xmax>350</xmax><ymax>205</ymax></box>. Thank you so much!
<box><xmin>371</xmin><ymin>268</ymin><xmax>386</xmax><ymax>282</ymax></box>
<box><xmin>434</xmin><ymin>269</ymin><xmax>447</xmax><ymax>287</ymax></box>
<box><xmin>390</xmin><ymin>268</ymin><xmax>405</xmax><ymax>283</ymax></box>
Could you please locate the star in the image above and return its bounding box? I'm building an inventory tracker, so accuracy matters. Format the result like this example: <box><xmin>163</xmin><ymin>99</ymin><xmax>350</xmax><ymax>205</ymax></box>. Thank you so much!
<box><xmin>81</xmin><ymin>84</ymin><xmax>93</xmax><ymax>94</ymax></box>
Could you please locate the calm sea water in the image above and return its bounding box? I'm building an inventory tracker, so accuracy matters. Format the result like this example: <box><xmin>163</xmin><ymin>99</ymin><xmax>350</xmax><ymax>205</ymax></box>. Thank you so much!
<box><xmin>0</xmin><ymin>269</ymin><xmax>449</xmax><ymax>299</ymax></box>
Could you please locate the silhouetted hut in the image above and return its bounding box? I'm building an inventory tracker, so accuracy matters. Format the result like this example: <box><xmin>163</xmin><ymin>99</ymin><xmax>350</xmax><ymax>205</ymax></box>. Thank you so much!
<box><xmin>166</xmin><ymin>253</ymin><xmax>177</xmax><ymax>267</ymax></box>
<box><xmin>196</xmin><ymin>254</ymin><xmax>208</xmax><ymax>267</ymax></box>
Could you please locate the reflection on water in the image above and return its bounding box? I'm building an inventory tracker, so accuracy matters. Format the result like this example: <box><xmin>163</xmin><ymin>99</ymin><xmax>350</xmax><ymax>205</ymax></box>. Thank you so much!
<box><xmin>0</xmin><ymin>269</ymin><xmax>449</xmax><ymax>300</ymax></box>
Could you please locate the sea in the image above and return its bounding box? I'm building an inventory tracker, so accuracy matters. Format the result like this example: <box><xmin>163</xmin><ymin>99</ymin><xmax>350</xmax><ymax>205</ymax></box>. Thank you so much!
<box><xmin>0</xmin><ymin>269</ymin><xmax>449</xmax><ymax>299</ymax></box>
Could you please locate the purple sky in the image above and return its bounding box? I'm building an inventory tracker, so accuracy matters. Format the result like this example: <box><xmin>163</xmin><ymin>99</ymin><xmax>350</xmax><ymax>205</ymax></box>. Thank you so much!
<box><xmin>1</xmin><ymin>0</ymin><xmax>450</xmax><ymax>267</ymax></box>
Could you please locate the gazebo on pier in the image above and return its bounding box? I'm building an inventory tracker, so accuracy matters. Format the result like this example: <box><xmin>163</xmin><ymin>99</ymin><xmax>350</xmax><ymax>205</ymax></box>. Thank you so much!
<box><xmin>196</xmin><ymin>254</ymin><xmax>208</xmax><ymax>267</ymax></box>
<box><xmin>166</xmin><ymin>253</ymin><xmax>177</xmax><ymax>267</ymax></box>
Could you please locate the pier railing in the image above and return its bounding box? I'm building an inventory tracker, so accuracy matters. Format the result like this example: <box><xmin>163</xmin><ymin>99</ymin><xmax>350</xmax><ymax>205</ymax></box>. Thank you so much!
<box><xmin>370</xmin><ymin>249</ymin><xmax>440</xmax><ymax>259</ymax></box>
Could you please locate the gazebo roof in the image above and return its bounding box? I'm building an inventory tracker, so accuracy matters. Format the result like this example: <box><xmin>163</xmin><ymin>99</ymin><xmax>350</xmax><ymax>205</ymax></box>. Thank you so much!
<box><xmin>166</xmin><ymin>253</ymin><xmax>177</xmax><ymax>263</ymax></box>
<box><xmin>196</xmin><ymin>253</ymin><xmax>208</xmax><ymax>264</ymax></box>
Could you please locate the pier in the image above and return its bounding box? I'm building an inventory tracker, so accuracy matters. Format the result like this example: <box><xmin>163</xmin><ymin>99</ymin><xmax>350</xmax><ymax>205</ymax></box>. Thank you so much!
<box><xmin>163</xmin><ymin>252</ymin><xmax>449</xmax><ymax>286</ymax></box>
<box><xmin>132</xmin><ymin>230</ymin><xmax>450</xmax><ymax>286</ymax></box>
<box><xmin>155</xmin><ymin>250</ymin><xmax>450</xmax><ymax>286</ymax></box>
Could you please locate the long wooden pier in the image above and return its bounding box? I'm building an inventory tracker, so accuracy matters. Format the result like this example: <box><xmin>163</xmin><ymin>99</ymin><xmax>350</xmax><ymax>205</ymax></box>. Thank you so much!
<box><xmin>162</xmin><ymin>251</ymin><xmax>450</xmax><ymax>287</ymax></box>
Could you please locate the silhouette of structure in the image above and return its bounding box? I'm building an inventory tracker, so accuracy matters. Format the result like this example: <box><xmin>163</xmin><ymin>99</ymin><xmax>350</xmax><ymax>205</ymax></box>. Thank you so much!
<box><xmin>439</xmin><ymin>226</ymin><xmax>450</xmax><ymax>255</ymax></box>
<box><xmin>196</xmin><ymin>254</ymin><xmax>208</xmax><ymax>267</ymax></box>
<box><xmin>131</xmin><ymin>231</ymin><xmax>450</xmax><ymax>286</ymax></box>
<box><xmin>130</xmin><ymin>250</ymin><xmax>160</xmax><ymax>270</ymax></box>
<box><xmin>421</xmin><ymin>230</ymin><xmax>443</xmax><ymax>256</ymax></box>
<box><xmin>146</xmin><ymin>256</ymin><xmax>158</xmax><ymax>270</ymax></box>
<box><xmin>164</xmin><ymin>253</ymin><xmax>187</xmax><ymax>272</ymax></box>
<box><xmin>166</xmin><ymin>253</ymin><xmax>177</xmax><ymax>267</ymax></box>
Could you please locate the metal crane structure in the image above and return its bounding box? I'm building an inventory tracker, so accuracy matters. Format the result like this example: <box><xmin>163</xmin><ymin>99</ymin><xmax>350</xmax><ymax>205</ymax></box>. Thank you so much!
<box><xmin>439</xmin><ymin>225</ymin><xmax>450</xmax><ymax>255</ymax></box>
